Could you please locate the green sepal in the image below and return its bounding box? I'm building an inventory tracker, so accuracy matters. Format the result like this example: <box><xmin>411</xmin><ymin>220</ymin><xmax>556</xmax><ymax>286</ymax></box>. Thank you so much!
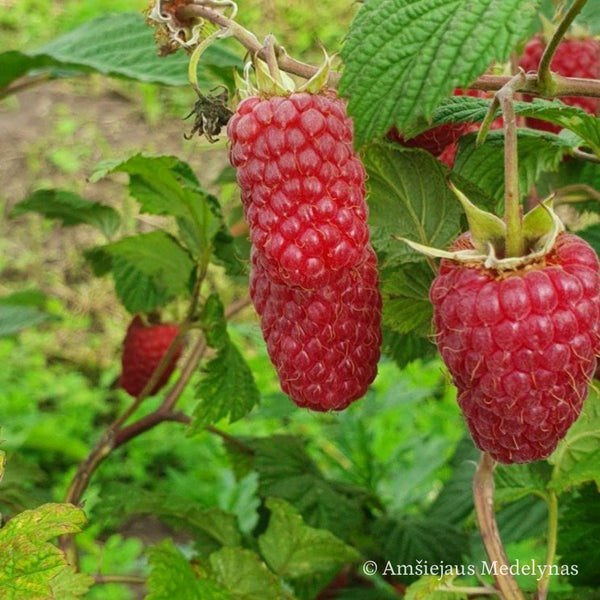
<box><xmin>297</xmin><ymin>50</ymin><xmax>333</xmax><ymax>94</ymax></box>
<box><xmin>522</xmin><ymin>196</ymin><xmax>565</xmax><ymax>253</ymax></box>
<box><xmin>450</xmin><ymin>182</ymin><xmax>506</xmax><ymax>253</ymax></box>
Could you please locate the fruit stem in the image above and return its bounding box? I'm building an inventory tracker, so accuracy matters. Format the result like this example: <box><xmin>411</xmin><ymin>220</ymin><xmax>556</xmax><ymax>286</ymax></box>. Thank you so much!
<box><xmin>537</xmin><ymin>491</ymin><xmax>559</xmax><ymax>600</ymax></box>
<box><xmin>497</xmin><ymin>71</ymin><xmax>527</xmax><ymax>258</ymax></box>
<box><xmin>537</xmin><ymin>0</ymin><xmax>589</xmax><ymax>94</ymax></box>
<box><xmin>473</xmin><ymin>452</ymin><xmax>526</xmax><ymax>600</ymax></box>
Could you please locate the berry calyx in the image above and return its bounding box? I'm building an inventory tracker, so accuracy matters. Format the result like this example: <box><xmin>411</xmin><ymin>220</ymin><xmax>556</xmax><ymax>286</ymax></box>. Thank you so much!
<box><xmin>120</xmin><ymin>316</ymin><xmax>183</xmax><ymax>397</ymax></box>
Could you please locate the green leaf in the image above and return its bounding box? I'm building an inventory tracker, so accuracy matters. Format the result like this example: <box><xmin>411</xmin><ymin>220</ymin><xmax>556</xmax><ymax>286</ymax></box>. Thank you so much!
<box><xmin>0</xmin><ymin>504</ymin><xmax>92</xmax><ymax>600</ymax></box>
<box><xmin>146</xmin><ymin>539</ymin><xmax>231</xmax><ymax>600</ymax></box>
<box><xmin>0</xmin><ymin>13</ymin><xmax>242</xmax><ymax>92</ymax></box>
<box><xmin>549</xmin><ymin>389</ymin><xmax>600</xmax><ymax>493</ymax></box>
<box><xmin>381</xmin><ymin>329</ymin><xmax>436</xmax><ymax>369</ymax></box>
<box><xmin>340</xmin><ymin>0</ymin><xmax>541</xmax><ymax>145</ymax></box>
<box><xmin>422</xmin><ymin>96</ymin><xmax>600</xmax><ymax>154</ymax></box>
<box><xmin>557</xmin><ymin>484</ymin><xmax>600</xmax><ymax>586</ymax></box>
<box><xmin>258</xmin><ymin>498</ymin><xmax>359</xmax><ymax>579</ymax></box>
<box><xmin>427</xmin><ymin>436</ymin><xmax>479</xmax><ymax>525</ymax></box>
<box><xmin>0</xmin><ymin>305</ymin><xmax>54</xmax><ymax>338</ymax></box>
<box><xmin>380</xmin><ymin>260</ymin><xmax>434</xmax><ymax>337</ymax></box>
<box><xmin>11</xmin><ymin>189</ymin><xmax>120</xmax><ymax>238</ymax></box>
<box><xmin>371</xmin><ymin>515</ymin><xmax>468</xmax><ymax>577</ymax></box>
<box><xmin>101</xmin><ymin>231</ymin><xmax>195</xmax><ymax>313</ymax></box>
<box><xmin>209</xmin><ymin>547</ymin><xmax>284</xmax><ymax>600</ymax></box>
<box><xmin>249</xmin><ymin>435</ymin><xmax>366</xmax><ymax>542</ymax></box>
<box><xmin>404</xmin><ymin>573</ymin><xmax>465</xmax><ymax>600</ymax></box>
<box><xmin>364</xmin><ymin>143</ymin><xmax>463</xmax><ymax>261</ymax></box>
<box><xmin>494</xmin><ymin>462</ymin><xmax>551</xmax><ymax>505</ymax></box>
<box><xmin>190</xmin><ymin>295</ymin><xmax>259</xmax><ymax>430</ymax></box>
<box><xmin>454</xmin><ymin>129</ymin><xmax>572</xmax><ymax>203</ymax></box>
<box><xmin>93</xmin><ymin>154</ymin><xmax>223</xmax><ymax>264</ymax></box>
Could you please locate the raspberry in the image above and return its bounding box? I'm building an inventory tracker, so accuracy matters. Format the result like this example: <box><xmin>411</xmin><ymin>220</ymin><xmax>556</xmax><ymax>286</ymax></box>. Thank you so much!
<box><xmin>390</xmin><ymin>88</ymin><xmax>503</xmax><ymax>166</ymax></box>
<box><xmin>430</xmin><ymin>232</ymin><xmax>600</xmax><ymax>463</ymax></box>
<box><xmin>228</xmin><ymin>91</ymin><xmax>369</xmax><ymax>289</ymax></box>
<box><xmin>250</xmin><ymin>245</ymin><xmax>382</xmax><ymax>411</ymax></box>
<box><xmin>519</xmin><ymin>35</ymin><xmax>600</xmax><ymax>133</ymax></box>
<box><xmin>120</xmin><ymin>316</ymin><xmax>183</xmax><ymax>397</ymax></box>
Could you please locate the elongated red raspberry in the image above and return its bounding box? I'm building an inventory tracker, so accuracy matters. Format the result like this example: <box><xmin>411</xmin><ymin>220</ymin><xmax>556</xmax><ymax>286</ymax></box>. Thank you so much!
<box><xmin>228</xmin><ymin>91</ymin><xmax>369</xmax><ymax>289</ymax></box>
<box><xmin>430</xmin><ymin>232</ymin><xmax>600</xmax><ymax>463</ymax></box>
<box><xmin>120</xmin><ymin>316</ymin><xmax>183</xmax><ymax>397</ymax></box>
<box><xmin>519</xmin><ymin>35</ymin><xmax>600</xmax><ymax>133</ymax></box>
<box><xmin>250</xmin><ymin>245</ymin><xmax>382</xmax><ymax>411</ymax></box>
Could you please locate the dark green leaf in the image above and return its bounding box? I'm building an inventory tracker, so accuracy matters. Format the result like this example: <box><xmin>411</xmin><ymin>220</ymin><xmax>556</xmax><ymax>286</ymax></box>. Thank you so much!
<box><xmin>249</xmin><ymin>435</ymin><xmax>365</xmax><ymax>541</ymax></box>
<box><xmin>381</xmin><ymin>329</ymin><xmax>437</xmax><ymax>369</ymax></box>
<box><xmin>427</xmin><ymin>436</ymin><xmax>479</xmax><ymax>525</ymax></box>
<box><xmin>557</xmin><ymin>484</ymin><xmax>600</xmax><ymax>586</ymax></box>
<box><xmin>101</xmin><ymin>231</ymin><xmax>195</xmax><ymax>313</ymax></box>
<box><xmin>191</xmin><ymin>295</ymin><xmax>259</xmax><ymax>430</ymax></box>
<box><xmin>11</xmin><ymin>189</ymin><xmax>120</xmax><ymax>238</ymax></box>
<box><xmin>340</xmin><ymin>0</ymin><xmax>541</xmax><ymax>145</ymax></box>
<box><xmin>371</xmin><ymin>515</ymin><xmax>468</xmax><ymax>580</ymax></box>
<box><xmin>364</xmin><ymin>143</ymin><xmax>463</xmax><ymax>261</ymax></box>
<box><xmin>454</xmin><ymin>129</ymin><xmax>572</xmax><ymax>202</ymax></box>
<box><xmin>258</xmin><ymin>498</ymin><xmax>359</xmax><ymax>579</ymax></box>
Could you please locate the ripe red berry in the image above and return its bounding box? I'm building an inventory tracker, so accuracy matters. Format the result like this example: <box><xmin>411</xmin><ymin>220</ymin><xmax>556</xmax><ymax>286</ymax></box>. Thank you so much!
<box><xmin>227</xmin><ymin>91</ymin><xmax>370</xmax><ymax>289</ymax></box>
<box><xmin>250</xmin><ymin>245</ymin><xmax>382</xmax><ymax>411</ymax></box>
<box><xmin>519</xmin><ymin>35</ymin><xmax>600</xmax><ymax>133</ymax></box>
<box><xmin>430</xmin><ymin>232</ymin><xmax>600</xmax><ymax>463</ymax></box>
<box><xmin>389</xmin><ymin>88</ymin><xmax>503</xmax><ymax>166</ymax></box>
<box><xmin>120</xmin><ymin>316</ymin><xmax>183</xmax><ymax>397</ymax></box>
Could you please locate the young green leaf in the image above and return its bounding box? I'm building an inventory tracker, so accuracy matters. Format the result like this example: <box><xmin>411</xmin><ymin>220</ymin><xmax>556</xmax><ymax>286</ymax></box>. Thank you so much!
<box><xmin>191</xmin><ymin>295</ymin><xmax>260</xmax><ymax>431</ymax></box>
<box><xmin>0</xmin><ymin>503</ymin><xmax>92</xmax><ymax>600</ymax></box>
<box><xmin>364</xmin><ymin>143</ymin><xmax>463</xmax><ymax>262</ymax></box>
<box><xmin>258</xmin><ymin>498</ymin><xmax>359</xmax><ymax>579</ymax></box>
<box><xmin>11</xmin><ymin>189</ymin><xmax>120</xmax><ymax>238</ymax></box>
<box><xmin>340</xmin><ymin>0</ymin><xmax>541</xmax><ymax>146</ymax></box>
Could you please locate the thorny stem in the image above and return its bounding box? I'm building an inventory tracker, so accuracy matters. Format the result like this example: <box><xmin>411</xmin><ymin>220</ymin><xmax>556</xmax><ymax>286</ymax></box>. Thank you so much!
<box><xmin>537</xmin><ymin>0</ymin><xmax>589</xmax><ymax>94</ymax></box>
<box><xmin>473</xmin><ymin>453</ymin><xmax>526</xmax><ymax>600</ymax></box>
<box><xmin>537</xmin><ymin>491</ymin><xmax>559</xmax><ymax>600</ymax></box>
<box><xmin>60</xmin><ymin>295</ymin><xmax>251</xmax><ymax>568</ymax></box>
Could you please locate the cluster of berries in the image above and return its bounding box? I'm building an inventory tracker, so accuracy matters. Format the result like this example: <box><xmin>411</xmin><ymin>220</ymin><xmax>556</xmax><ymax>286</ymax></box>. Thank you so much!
<box><xmin>228</xmin><ymin>90</ymin><xmax>382</xmax><ymax>411</ymax></box>
<box><xmin>392</xmin><ymin>34</ymin><xmax>600</xmax><ymax>165</ymax></box>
